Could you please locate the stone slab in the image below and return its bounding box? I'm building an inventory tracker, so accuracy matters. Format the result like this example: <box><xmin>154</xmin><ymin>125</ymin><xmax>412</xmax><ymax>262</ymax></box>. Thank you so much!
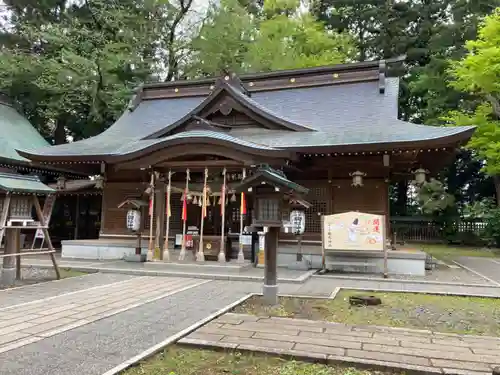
<box><xmin>182</xmin><ymin>312</ymin><xmax>500</xmax><ymax>374</ymax></box>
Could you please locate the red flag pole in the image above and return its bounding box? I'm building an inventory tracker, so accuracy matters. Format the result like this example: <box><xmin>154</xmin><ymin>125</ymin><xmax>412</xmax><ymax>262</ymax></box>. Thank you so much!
<box><xmin>237</xmin><ymin>168</ymin><xmax>247</xmax><ymax>263</ymax></box>
<box><xmin>179</xmin><ymin>168</ymin><xmax>190</xmax><ymax>261</ymax></box>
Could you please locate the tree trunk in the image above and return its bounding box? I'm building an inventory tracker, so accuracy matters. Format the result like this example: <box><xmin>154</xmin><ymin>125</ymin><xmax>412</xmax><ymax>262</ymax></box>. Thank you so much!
<box><xmin>395</xmin><ymin>180</ymin><xmax>408</xmax><ymax>215</ymax></box>
<box><xmin>494</xmin><ymin>175</ymin><xmax>500</xmax><ymax>207</ymax></box>
<box><xmin>54</xmin><ymin>120</ymin><xmax>66</xmax><ymax>145</ymax></box>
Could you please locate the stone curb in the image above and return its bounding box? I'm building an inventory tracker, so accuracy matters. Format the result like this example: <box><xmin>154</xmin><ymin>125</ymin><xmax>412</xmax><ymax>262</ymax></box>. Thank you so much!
<box><xmin>345</xmin><ymin>286</ymin><xmax>500</xmax><ymax>298</ymax></box>
<box><xmin>312</xmin><ymin>273</ymin><xmax>500</xmax><ymax>288</ymax></box>
<box><xmin>100</xmin><ymin>293</ymin><xmax>255</xmax><ymax>375</ymax></box>
<box><xmin>25</xmin><ymin>264</ymin><xmax>314</xmax><ymax>284</ymax></box>
<box><xmin>452</xmin><ymin>260</ymin><xmax>500</xmax><ymax>287</ymax></box>
<box><xmin>176</xmin><ymin>338</ymin><xmax>444</xmax><ymax>375</ymax></box>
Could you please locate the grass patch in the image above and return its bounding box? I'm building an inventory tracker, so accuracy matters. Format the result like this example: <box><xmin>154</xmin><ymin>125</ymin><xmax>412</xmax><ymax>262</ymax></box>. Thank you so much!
<box><xmin>415</xmin><ymin>243</ymin><xmax>500</xmax><ymax>263</ymax></box>
<box><xmin>59</xmin><ymin>267</ymin><xmax>88</xmax><ymax>279</ymax></box>
<box><xmin>234</xmin><ymin>290</ymin><xmax>500</xmax><ymax>336</ymax></box>
<box><xmin>123</xmin><ymin>345</ymin><xmax>399</xmax><ymax>375</ymax></box>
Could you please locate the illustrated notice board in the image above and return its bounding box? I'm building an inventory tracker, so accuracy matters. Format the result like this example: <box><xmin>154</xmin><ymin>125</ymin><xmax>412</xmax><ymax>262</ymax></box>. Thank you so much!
<box><xmin>322</xmin><ymin>211</ymin><xmax>386</xmax><ymax>251</ymax></box>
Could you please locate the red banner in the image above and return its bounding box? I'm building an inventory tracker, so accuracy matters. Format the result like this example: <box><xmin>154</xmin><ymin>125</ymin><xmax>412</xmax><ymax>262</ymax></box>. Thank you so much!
<box><xmin>240</xmin><ymin>192</ymin><xmax>247</xmax><ymax>215</ymax></box>
<box><xmin>181</xmin><ymin>190</ymin><xmax>187</xmax><ymax>221</ymax></box>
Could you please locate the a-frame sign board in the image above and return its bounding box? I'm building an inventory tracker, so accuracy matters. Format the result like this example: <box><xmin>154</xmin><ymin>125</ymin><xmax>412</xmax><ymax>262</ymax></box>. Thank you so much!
<box><xmin>0</xmin><ymin>173</ymin><xmax>60</xmax><ymax>282</ymax></box>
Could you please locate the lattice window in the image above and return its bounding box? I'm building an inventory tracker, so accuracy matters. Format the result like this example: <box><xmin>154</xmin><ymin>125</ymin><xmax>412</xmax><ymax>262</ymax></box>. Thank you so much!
<box><xmin>305</xmin><ymin>201</ymin><xmax>328</xmax><ymax>233</ymax></box>
<box><xmin>298</xmin><ymin>182</ymin><xmax>332</xmax><ymax>234</ymax></box>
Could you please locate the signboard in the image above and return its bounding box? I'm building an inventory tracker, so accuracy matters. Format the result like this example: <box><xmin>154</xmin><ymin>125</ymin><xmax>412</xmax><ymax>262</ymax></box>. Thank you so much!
<box><xmin>289</xmin><ymin>210</ymin><xmax>305</xmax><ymax>235</ymax></box>
<box><xmin>257</xmin><ymin>232</ymin><xmax>265</xmax><ymax>265</ymax></box>
<box><xmin>35</xmin><ymin>195</ymin><xmax>56</xmax><ymax>239</ymax></box>
<box><xmin>322</xmin><ymin>211</ymin><xmax>385</xmax><ymax>251</ymax></box>
<box><xmin>239</xmin><ymin>234</ymin><xmax>252</xmax><ymax>245</ymax></box>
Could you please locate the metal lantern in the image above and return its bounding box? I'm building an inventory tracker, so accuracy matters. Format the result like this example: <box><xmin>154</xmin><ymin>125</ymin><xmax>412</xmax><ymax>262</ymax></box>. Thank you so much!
<box><xmin>126</xmin><ymin>209</ymin><xmax>141</xmax><ymax>232</ymax></box>
<box><xmin>414</xmin><ymin>168</ymin><xmax>428</xmax><ymax>185</ymax></box>
<box><xmin>350</xmin><ymin>170</ymin><xmax>366</xmax><ymax>187</ymax></box>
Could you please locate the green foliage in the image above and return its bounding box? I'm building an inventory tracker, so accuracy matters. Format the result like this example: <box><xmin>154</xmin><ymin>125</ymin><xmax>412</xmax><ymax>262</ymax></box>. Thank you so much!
<box><xmin>188</xmin><ymin>0</ymin><xmax>353</xmax><ymax>77</ymax></box>
<box><xmin>0</xmin><ymin>0</ymin><xmax>168</xmax><ymax>143</ymax></box>
<box><xmin>415</xmin><ymin>178</ymin><xmax>455</xmax><ymax>216</ymax></box>
<box><xmin>445</xmin><ymin>10</ymin><xmax>500</xmax><ymax>176</ymax></box>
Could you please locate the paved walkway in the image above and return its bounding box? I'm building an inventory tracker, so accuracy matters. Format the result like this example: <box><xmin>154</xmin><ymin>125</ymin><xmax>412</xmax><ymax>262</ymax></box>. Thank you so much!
<box><xmin>180</xmin><ymin>313</ymin><xmax>500</xmax><ymax>375</ymax></box>
<box><xmin>0</xmin><ymin>275</ymin><xmax>251</xmax><ymax>375</ymax></box>
<box><xmin>1</xmin><ymin>269</ymin><xmax>500</xmax><ymax>375</ymax></box>
<box><xmin>455</xmin><ymin>256</ymin><xmax>500</xmax><ymax>285</ymax></box>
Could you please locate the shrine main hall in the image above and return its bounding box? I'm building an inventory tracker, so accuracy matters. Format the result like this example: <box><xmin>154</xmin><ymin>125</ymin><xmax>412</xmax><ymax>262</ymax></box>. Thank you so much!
<box><xmin>19</xmin><ymin>58</ymin><xmax>475</xmax><ymax>270</ymax></box>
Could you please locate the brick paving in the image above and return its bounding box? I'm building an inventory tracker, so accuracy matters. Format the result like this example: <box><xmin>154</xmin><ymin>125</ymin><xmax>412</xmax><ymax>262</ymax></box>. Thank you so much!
<box><xmin>0</xmin><ymin>276</ymin><xmax>208</xmax><ymax>355</ymax></box>
<box><xmin>179</xmin><ymin>313</ymin><xmax>500</xmax><ymax>375</ymax></box>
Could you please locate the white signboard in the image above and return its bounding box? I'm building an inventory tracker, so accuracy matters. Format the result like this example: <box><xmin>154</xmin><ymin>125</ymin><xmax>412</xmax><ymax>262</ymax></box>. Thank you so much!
<box><xmin>239</xmin><ymin>235</ymin><xmax>252</xmax><ymax>245</ymax></box>
<box><xmin>322</xmin><ymin>211</ymin><xmax>385</xmax><ymax>251</ymax></box>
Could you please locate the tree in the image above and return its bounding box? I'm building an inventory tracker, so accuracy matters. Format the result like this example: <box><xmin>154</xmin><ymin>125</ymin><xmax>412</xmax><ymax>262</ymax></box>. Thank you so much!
<box><xmin>188</xmin><ymin>0</ymin><xmax>353</xmax><ymax>77</ymax></box>
<box><xmin>0</xmin><ymin>0</ymin><xmax>172</xmax><ymax>143</ymax></box>
<box><xmin>445</xmin><ymin>9</ymin><xmax>500</xmax><ymax>203</ymax></box>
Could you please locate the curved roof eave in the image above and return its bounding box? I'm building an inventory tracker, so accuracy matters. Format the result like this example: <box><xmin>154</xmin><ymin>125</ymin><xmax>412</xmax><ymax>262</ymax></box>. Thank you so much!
<box><xmin>143</xmin><ymin>81</ymin><xmax>315</xmax><ymax>140</ymax></box>
<box><xmin>285</xmin><ymin>126</ymin><xmax>476</xmax><ymax>153</ymax></box>
<box><xmin>107</xmin><ymin>132</ymin><xmax>295</xmax><ymax>163</ymax></box>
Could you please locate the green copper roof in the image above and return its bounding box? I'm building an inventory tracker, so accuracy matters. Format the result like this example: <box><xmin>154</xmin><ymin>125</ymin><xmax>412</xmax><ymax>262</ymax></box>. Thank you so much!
<box><xmin>0</xmin><ymin>172</ymin><xmax>54</xmax><ymax>194</ymax></box>
<box><xmin>0</xmin><ymin>99</ymin><xmax>50</xmax><ymax>163</ymax></box>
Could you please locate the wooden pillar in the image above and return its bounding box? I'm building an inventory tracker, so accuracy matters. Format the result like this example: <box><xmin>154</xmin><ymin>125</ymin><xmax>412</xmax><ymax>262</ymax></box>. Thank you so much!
<box><xmin>74</xmin><ymin>195</ymin><xmax>80</xmax><ymax>240</ymax></box>
<box><xmin>263</xmin><ymin>226</ymin><xmax>278</xmax><ymax>305</ymax></box>
<box><xmin>15</xmin><ymin>228</ymin><xmax>21</xmax><ymax>280</ymax></box>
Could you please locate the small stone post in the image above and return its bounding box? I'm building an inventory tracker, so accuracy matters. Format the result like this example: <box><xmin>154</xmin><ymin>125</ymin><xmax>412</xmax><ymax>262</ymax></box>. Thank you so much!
<box><xmin>1</xmin><ymin>229</ymin><xmax>17</xmax><ymax>286</ymax></box>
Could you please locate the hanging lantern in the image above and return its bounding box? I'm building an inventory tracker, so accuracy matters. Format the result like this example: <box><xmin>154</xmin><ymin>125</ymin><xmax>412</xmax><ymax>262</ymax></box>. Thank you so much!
<box><xmin>95</xmin><ymin>175</ymin><xmax>105</xmax><ymax>189</ymax></box>
<box><xmin>56</xmin><ymin>176</ymin><xmax>66</xmax><ymax>190</ymax></box>
<box><xmin>192</xmin><ymin>196</ymin><xmax>198</xmax><ymax>205</ymax></box>
<box><xmin>198</xmin><ymin>197</ymin><xmax>203</xmax><ymax>207</ymax></box>
<box><xmin>180</xmin><ymin>193</ymin><xmax>184</xmax><ymax>202</ymax></box>
<box><xmin>187</xmin><ymin>193</ymin><xmax>193</xmax><ymax>201</ymax></box>
<box><xmin>350</xmin><ymin>171</ymin><xmax>366</xmax><ymax>187</ymax></box>
<box><xmin>230</xmin><ymin>193</ymin><xmax>236</xmax><ymax>202</ymax></box>
<box><xmin>414</xmin><ymin>168</ymin><xmax>428</xmax><ymax>185</ymax></box>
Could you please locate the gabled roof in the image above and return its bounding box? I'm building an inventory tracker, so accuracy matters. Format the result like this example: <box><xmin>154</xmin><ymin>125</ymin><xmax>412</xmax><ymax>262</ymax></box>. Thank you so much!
<box><xmin>0</xmin><ymin>95</ymin><xmax>51</xmax><ymax>163</ymax></box>
<box><xmin>0</xmin><ymin>172</ymin><xmax>54</xmax><ymax>194</ymax></box>
<box><xmin>234</xmin><ymin>165</ymin><xmax>309</xmax><ymax>195</ymax></box>
<box><xmin>17</xmin><ymin>58</ymin><xmax>476</xmax><ymax>162</ymax></box>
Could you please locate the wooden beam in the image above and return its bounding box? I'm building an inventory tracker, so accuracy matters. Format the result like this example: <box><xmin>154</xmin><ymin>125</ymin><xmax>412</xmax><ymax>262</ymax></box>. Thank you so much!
<box><xmin>32</xmin><ymin>194</ymin><xmax>61</xmax><ymax>279</ymax></box>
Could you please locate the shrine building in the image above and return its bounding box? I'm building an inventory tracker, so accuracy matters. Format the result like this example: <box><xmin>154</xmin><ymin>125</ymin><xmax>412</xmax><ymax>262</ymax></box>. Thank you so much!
<box><xmin>18</xmin><ymin>58</ymin><xmax>475</xmax><ymax>269</ymax></box>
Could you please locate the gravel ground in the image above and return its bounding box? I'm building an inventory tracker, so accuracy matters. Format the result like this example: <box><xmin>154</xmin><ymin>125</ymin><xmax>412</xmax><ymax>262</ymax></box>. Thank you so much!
<box><xmin>0</xmin><ymin>266</ymin><xmax>86</xmax><ymax>290</ymax></box>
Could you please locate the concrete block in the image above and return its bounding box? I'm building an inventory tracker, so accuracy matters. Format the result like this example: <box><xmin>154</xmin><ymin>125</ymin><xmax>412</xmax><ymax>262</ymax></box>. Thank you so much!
<box><xmin>0</xmin><ymin>268</ymin><xmax>15</xmax><ymax>286</ymax></box>
<box><xmin>430</xmin><ymin>358</ymin><xmax>493</xmax><ymax>372</ymax></box>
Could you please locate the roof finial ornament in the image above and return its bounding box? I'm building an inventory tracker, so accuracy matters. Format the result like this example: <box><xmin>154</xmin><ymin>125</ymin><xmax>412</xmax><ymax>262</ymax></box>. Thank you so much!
<box><xmin>378</xmin><ymin>60</ymin><xmax>386</xmax><ymax>94</ymax></box>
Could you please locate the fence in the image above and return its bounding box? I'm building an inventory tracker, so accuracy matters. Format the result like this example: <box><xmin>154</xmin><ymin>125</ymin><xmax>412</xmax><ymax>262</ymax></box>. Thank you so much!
<box><xmin>390</xmin><ymin>217</ymin><xmax>487</xmax><ymax>243</ymax></box>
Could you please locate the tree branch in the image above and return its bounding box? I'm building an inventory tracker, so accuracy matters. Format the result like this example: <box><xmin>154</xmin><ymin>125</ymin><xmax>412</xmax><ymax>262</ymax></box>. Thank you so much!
<box><xmin>486</xmin><ymin>93</ymin><xmax>500</xmax><ymax>119</ymax></box>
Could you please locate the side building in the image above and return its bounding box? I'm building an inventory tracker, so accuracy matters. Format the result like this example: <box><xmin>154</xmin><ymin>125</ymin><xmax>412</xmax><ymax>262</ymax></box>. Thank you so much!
<box><xmin>18</xmin><ymin>59</ymin><xmax>475</xmax><ymax>264</ymax></box>
<box><xmin>0</xmin><ymin>93</ymin><xmax>101</xmax><ymax>248</ymax></box>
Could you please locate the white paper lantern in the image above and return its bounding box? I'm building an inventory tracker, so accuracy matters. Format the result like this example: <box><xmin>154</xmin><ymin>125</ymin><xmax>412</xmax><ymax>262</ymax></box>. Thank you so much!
<box><xmin>126</xmin><ymin>209</ymin><xmax>141</xmax><ymax>231</ymax></box>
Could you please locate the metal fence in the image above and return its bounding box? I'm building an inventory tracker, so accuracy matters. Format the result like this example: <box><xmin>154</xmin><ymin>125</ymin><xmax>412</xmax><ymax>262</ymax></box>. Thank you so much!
<box><xmin>390</xmin><ymin>217</ymin><xmax>487</xmax><ymax>243</ymax></box>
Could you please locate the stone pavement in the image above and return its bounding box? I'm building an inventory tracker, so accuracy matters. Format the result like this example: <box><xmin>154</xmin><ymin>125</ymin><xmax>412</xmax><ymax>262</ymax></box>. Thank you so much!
<box><xmin>1</xmin><ymin>269</ymin><xmax>500</xmax><ymax>375</ymax></box>
<box><xmin>0</xmin><ymin>278</ymin><xmax>252</xmax><ymax>375</ymax></box>
<box><xmin>180</xmin><ymin>313</ymin><xmax>500</xmax><ymax>375</ymax></box>
<box><xmin>0</xmin><ymin>275</ymin><xmax>209</xmax><ymax>356</ymax></box>
<box><xmin>455</xmin><ymin>256</ymin><xmax>500</xmax><ymax>286</ymax></box>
